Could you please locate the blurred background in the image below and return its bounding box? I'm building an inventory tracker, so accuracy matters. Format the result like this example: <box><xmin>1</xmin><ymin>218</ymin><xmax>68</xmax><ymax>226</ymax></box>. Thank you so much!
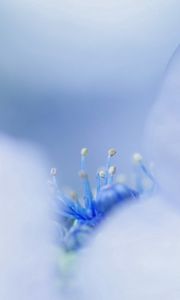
<box><xmin>0</xmin><ymin>0</ymin><xmax>180</xmax><ymax>189</ymax></box>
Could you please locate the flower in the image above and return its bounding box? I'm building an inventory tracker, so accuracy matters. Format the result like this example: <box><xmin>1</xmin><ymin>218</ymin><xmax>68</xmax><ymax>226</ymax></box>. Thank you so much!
<box><xmin>49</xmin><ymin>148</ymin><xmax>155</xmax><ymax>252</ymax></box>
<box><xmin>61</xmin><ymin>45</ymin><xmax>180</xmax><ymax>300</ymax></box>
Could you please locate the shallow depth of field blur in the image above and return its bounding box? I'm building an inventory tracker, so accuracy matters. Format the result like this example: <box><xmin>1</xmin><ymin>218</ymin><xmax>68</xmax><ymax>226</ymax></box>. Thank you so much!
<box><xmin>0</xmin><ymin>0</ymin><xmax>180</xmax><ymax>188</ymax></box>
<box><xmin>1</xmin><ymin>2</ymin><xmax>180</xmax><ymax>300</ymax></box>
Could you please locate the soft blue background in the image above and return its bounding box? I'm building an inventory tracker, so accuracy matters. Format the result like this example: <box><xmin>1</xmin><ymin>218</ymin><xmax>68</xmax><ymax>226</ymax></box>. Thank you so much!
<box><xmin>0</xmin><ymin>0</ymin><xmax>180</xmax><ymax>188</ymax></box>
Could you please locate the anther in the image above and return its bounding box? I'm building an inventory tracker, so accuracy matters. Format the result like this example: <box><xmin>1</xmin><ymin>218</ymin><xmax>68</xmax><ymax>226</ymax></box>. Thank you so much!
<box><xmin>70</xmin><ymin>191</ymin><xmax>78</xmax><ymax>201</ymax></box>
<box><xmin>108</xmin><ymin>165</ymin><xmax>117</xmax><ymax>175</ymax></box>
<box><xmin>99</xmin><ymin>170</ymin><xmax>106</xmax><ymax>178</ymax></box>
<box><xmin>78</xmin><ymin>170</ymin><xmax>88</xmax><ymax>179</ymax></box>
<box><xmin>108</xmin><ymin>148</ymin><xmax>117</xmax><ymax>157</ymax></box>
<box><xmin>81</xmin><ymin>148</ymin><xmax>88</xmax><ymax>156</ymax></box>
<box><xmin>133</xmin><ymin>153</ymin><xmax>143</xmax><ymax>164</ymax></box>
<box><xmin>50</xmin><ymin>168</ymin><xmax>57</xmax><ymax>176</ymax></box>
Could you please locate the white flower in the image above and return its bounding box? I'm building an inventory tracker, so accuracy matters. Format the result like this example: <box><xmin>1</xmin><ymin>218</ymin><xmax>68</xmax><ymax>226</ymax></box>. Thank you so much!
<box><xmin>66</xmin><ymin>45</ymin><xmax>180</xmax><ymax>299</ymax></box>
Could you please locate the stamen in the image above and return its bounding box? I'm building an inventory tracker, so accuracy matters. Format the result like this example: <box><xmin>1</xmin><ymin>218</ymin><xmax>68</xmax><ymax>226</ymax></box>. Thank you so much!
<box><xmin>81</xmin><ymin>147</ymin><xmax>88</xmax><ymax>171</ymax></box>
<box><xmin>132</xmin><ymin>153</ymin><xmax>143</xmax><ymax>192</ymax></box>
<box><xmin>105</xmin><ymin>148</ymin><xmax>117</xmax><ymax>184</ymax></box>
<box><xmin>96</xmin><ymin>169</ymin><xmax>106</xmax><ymax>193</ymax></box>
<box><xmin>108</xmin><ymin>165</ymin><xmax>117</xmax><ymax>185</ymax></box>
<box><xmin>79</xmin><ymin>171</ymin><xmax>93</xmax><ymax>214</ymax></box>
<box><xmin>108</xmin><ymin>166</ymin><xmax>116</xmax><ymax>175</ymax></box>
<box><xmin>50</xmin><ymin>167</ymin><xmax>57</xmax><ymax>176</ymax></box>
<box><xmin>133</xmin><ymin>153</ymin><xmax>143</xmax><ymax>164</ymax></box>
<box><xmin>81</xmin><ymin>148</ymin><xmax>88</xmax><ymax>156</ymax></box>
<box><xmin>99</xmin><ymin>170</ymin><xmax>106</xmax><ymax>178</ymax></box>
<box><xmin>108</xmin><ymin>148</ymin><xmax>117</xmax><ymax>157</ymax></box>
<box><xmin>69</xmin><ymin>191</ymin><xmax>78</xmax><ymax>201</ymax></box>
<box><xmin>50</xmin><ymin>167</ymin><xmax>57</xmax><ymax>186</ymax></box>
<box><xmin>78</xmin><ymin>170</ymin><xmax>88</xmax><ymax>179</ymax></box>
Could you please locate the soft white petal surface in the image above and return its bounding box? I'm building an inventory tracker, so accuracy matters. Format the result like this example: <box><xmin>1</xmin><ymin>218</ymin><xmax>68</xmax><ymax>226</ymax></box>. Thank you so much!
<box><xmin>0</xmin><ymin>136</ymin><xmax>58</xmax><ymax>300</ymax></box>
<box><xmin>69</xmin><ymin>196</ymin><xmax>180</xmax><ymax>300</ymax></box>
<box><xmin>145</xmin><ymin>45</ymin><xmax>180</xmax><ymax>205</ymax></box>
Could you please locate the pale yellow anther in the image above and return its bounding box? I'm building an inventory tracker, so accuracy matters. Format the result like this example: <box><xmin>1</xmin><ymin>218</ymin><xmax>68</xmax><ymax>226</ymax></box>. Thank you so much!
<box><xmin>78</xmin><ymin>170</ymin><xmax>88</xmax><ymax>179</ymax></box>
<box><xmin>133</xmin><ymin>153</ymin><xmax>143</xmax><ymax>164</ymax></box>
<box><xmin>81</xmin><ymin>148</ymin><xmax>88</xmax><ymax>156</ymax></box>
<box><xmin>108</xmin><ymin>148</ymin><xmax>117</xmax><ymax>157</ymax></box>
<box><xmin>108</xmin><ymin>165</ymin><xmax>117</xmax><ymax>175</ymax></box>
<box><xmin>99</xmin><ymin>170</ymin><xmax>106</xmax><ymax>178</ymax></box>
<box><xmin>50</xmin><ymin>167</ymin><xmax>57</xmax><ymax>176</ymax></box>
<box><xmin>70</xmin><ymin>191</ymin><xmax>78</xmax><ymax>201</ymax></box>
